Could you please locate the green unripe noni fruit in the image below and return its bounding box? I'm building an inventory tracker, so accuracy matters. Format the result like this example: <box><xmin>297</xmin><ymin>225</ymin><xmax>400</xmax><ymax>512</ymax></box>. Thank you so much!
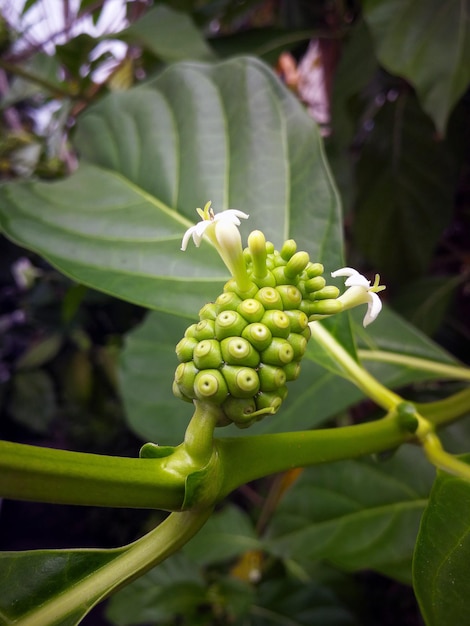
<box><xmin>173</xmin><ymin>232</ymin><xmax>341</xmax><ymax>428</ymax></box>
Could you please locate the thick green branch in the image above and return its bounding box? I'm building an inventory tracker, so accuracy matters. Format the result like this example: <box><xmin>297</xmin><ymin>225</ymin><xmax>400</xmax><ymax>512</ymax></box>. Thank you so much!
<box><xmin>0</xmin><ymin>440</ymin><xmax>186</xmax><ymax>511</ymax></box>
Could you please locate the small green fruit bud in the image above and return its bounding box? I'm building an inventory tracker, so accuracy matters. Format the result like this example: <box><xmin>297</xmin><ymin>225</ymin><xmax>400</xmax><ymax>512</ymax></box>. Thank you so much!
<box><xmin>258</xmin><ymin>363</ymin><xmax>287</xmax><ymax>391</ymax></box>
<box><xmin>222</xmin><ymin>365</ymin><xmax>260</xmax><ymax>398</ymax></box>
<box><xmin>283</xmin><ymin>361</ymin><xmax>301</xmax><ymax>381</ymax></box>
<box><xmin>220</xmin><ymin>337</ymin><xmax>260</xmax><ymax>367</ymax></box>
<box><xmin>256</xmin><ymin>287</ymin><xmax>283</xmax><ymax>310</ymax></box>
<box><xmin>222</xmin><ymin>396</ymin><xmax>257</xmax><ymax>426</ymax></box>
<box><xmin>284</xmin><ymin>309</ymin><xmax>309</xmax><ymax>333</ymax></box>
<box><xmin>237</xmin><ymin>298</ymin><xmax>265</xmax><ymax>323</ymax></box>
<box><xmin>261</xmin><ymin>338</ymin><xmax>294</xmax><ymax>366</ymax></box>
<box><xmin>287</xmin><ymin>332</ymin><xmax>308</xmax><ymax>359</ymax></box>
<box><xmin>224</xmin><ymin>278</ymin><xmax>258</xmax><ymax>299</ymax></box>
<box><xmin>194</xmin><ymin>370</ymin><xmax>228</xmax><ymax>404</ymax></box>
<box><xmin>193</xmin><ymin>319</ymin><xmax>216</xmax><ymax>340</ymax></box>
<box><xmin>175</xmin><ymin>337</ymin><xmax>198</xmax><ymax>362</ymax></box>
<box><xmin>215</xmin><ymin>310</ymin><xmax>248</xmax><ymax>340</ymax></box>
<box><xmin>172</xmin><ymin>380</ymin><xmax>194</xmax><ymax>403</ymax></box>
<box><xmin>198</xmin><ymin>303</ymin><xmax>218</xmax><ymax>320</ymax></box>
<box><xmin>193</xmin><ymin>339</ymin><xmax>223</xmax><ymax>369</ymax></box>
<box><xmin>184</xmin><ymin>324</ymin><xmax>198</xmax><ymax>339</ymax></box>
<box><xmin>255</xmin><ymin>389</ymin><xmax>287</xmax><ymax>413</ymax></box>
<box><xmin>261</xmin><ymin>310</ymin><xmax>290</xmax><ymax>338</ymax></box>
<box><xmin>242</xmin><ymin>323</ymin><xmax>272</xmax><ymax>351</ymax></box>
<box><xmin>276</xmin><ymin>285</ymin><xmax>302</xmax><ymax>309</ymax></box>
<box><xmin>174</xmin><ymin>361</ymin><xmax>198</xmax><ymax>398</ymax></box>
<box><xmin>215</xmin><ymin>291</ymin><xmax>242</xmax><ymax>312</ymax></box>
<box><xmin>271</xmin><ymin>266</ymin><xmax>289</xmax><ymax>285</ymax></box>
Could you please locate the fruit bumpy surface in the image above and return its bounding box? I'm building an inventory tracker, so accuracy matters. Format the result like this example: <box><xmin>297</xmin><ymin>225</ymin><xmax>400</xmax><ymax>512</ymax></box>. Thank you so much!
<box><xmin>173</xmin><ymin>237</ymin><xmax>340</xmax><ymax>428</ymax></box>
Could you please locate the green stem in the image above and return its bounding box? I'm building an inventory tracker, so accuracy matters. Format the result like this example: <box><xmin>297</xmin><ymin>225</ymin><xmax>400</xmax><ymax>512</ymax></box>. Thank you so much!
<box><xmin>309</xmin><ymin>322</ymin><xmax>402</xmax><ymax>410</ymax></box>
<box><xmin>0</xmin><ymin>440</ymin><xmax>186</xmax><ymax>510</ymax></box>
<box><xmin>358</xmin><ymin>349</ymin><xmax>470</xmax><ymax>382</ymax></box>
<box><xmin>417</xmin><ymin>387</ymin><xmax>470</xmax><ymax>427</ymax></box>
<box><xmin>422</xmin><ymin>432</ymin><xmax>470</xmax><ymax>482</ymax></box>
<box><xmin>17</xmin><ymin>508</ymin><xmax>213</xmax><ymax>626</ymax></box>
<box><xmin>216</xmin><ymin>414</ymin><xmax>408</xmax><ymax>499</ymax></box>
<box><xmin>0</xmin><ymin>59</ymin><xmax>80</xmax><ymax>100</ymax></box>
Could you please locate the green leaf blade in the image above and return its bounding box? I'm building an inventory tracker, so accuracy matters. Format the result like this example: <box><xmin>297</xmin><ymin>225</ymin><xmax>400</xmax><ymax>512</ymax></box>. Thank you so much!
<box><xmin>413</xmin><ymin>458</ymin><xmax>470</xmax><ymax>626</ymax></box>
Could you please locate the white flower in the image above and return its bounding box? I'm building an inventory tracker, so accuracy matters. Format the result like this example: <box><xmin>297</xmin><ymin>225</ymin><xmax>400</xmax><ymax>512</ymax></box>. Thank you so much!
<box><xmin>331</xmin><ymin>267</ymin><xmax>385</xmax><ymax>327</ymax></box>
<box><xmin>181</xmin><ymin>201</ymin><xmax>251</xmax><ymax>292</ymax></box>
<box><xmin>11</xmin><ymin>257</ymin><xmax>42</xmax><ymax>290</ymax></box>
<box><xmin>181</xmin><ymin>201</ymin><xmax>249</xmax><ymax>250</ymax></box>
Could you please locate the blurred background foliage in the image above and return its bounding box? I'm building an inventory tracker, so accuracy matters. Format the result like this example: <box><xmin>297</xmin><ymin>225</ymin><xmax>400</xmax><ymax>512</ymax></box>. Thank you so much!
<box><xmin>0</xmin><ymin>1</ymin><xmax>469</xmax><ymax>624</ymax></box>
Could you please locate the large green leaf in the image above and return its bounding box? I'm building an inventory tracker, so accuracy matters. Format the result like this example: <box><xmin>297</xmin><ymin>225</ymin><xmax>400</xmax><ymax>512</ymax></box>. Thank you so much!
<box><xmin>265</xmin><ymin>445</ymin><xmax>436</xmax><ymax>584</ymax></box>
<box><xmin>362</xmin><ymin>0</ymin><xmax>470</xmax><ymax>133</ymax></box>
<box><xmin>353</xmin><ymin>91</ymin><xmax>455</xmax><ymax>283</ymax></box>
<box><xmin>120</xmin><ymin>4</ymin><xmax>215</xmax><ymax>62</ymax></box>
<box><xmin>413</xmin><ymin>456</ymin><xmax>470</xmax><ymax>626</ymax></box>
<box><xmin>0</xmin><ymin>57</ymin><xmax>343</xmax><ymax>318</ymax></box>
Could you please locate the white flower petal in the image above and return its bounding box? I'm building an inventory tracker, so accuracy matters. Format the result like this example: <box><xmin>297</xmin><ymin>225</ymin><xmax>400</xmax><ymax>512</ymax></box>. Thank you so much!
<box><xmin>331</xmin><ymin>267</ymin><xmax>359</xmax><ymax>279</ymax></box>
<box><xmin>213</xmin><ymin>209</ymin><xmax>249</xmax><ymax>226</ymax></box>
<box><xmin>181</xmin><ymin>225</ymin><xmax>197</xmax><ymax>251</ymax></box>
<box><xmin>344</xmin><ymin>274</ymin><xmax>370</xmax><ymax>288</ymax></box>
<box><xmin>363</xmin><ymin>292</ymin><xmax>382</xmax><ymax>327</ymax></box>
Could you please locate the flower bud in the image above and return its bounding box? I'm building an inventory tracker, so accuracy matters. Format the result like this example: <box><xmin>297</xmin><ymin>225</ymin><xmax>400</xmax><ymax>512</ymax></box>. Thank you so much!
<box><xmin>306</xmin><ymin>262</ymin><xmax>324</xmax><ymax>278</ymax></box>
<box><xmin>312</xmin><ymin>286</ymin><xmax>341</xmax><ymax>300</ymax></box>
<box><xmin>222</xmin><ymin>365</ymin><xmax>260</xmax><ymax>398</ymax></box>
<box><xmin>193</xmin><ymin>339</ymin><xmax>223</xmax><ymax>369</ymax></box>
<box><xmin>280</xmin><ymin>239</ymin><xmax>297</xmax><ymax>261</ymax></box>
<box><xmin>285</xmin><ymin>251</ymin><xmax>309</xmax><ymax>278</ymax></box>
<box><xmin>220</xmin><ymin>337</ymin><xmax>260</xmax><ymax>367</ymax></box>
<box><xmin>305</xmin><ymin>276</ymin><xmax>326</xmax><ymax>293</ymax></box>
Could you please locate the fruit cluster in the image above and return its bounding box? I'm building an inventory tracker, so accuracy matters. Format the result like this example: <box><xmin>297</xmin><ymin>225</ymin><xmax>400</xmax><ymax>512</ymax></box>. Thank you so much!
<box><xmin>173</xmin><ymin>235</ymin><xmax>341</xmax><ymax>428</ymax></box>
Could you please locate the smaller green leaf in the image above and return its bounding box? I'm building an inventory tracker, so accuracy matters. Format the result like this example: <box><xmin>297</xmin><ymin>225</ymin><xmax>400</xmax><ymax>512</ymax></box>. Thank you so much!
<box><xmin>183</xmin><ymin>505</ymin><xmax>261</xmax><ymax>566</ymax></box>
<box><xmin>0</xmin><ymin>548</ymin><xmax>121</xmax><ymax>625</ymax></box>
<box><xmin>362</xmin><ymin>0</ymin><xmax>470</xmax><ymax>133</ymax></box>
<box><xmin>120</xmin><ymin>5</ymin><xmax>215</xmax><ymax>62</ymax></box>
<box><xmin>119</xmin><ymin>310</ymin><xmax>191</xmax><ymax>445</ymax></box>
<box><xmin>413</xmin><ymin>455</ymin><xmax>470</xmax><ymax>626</ymax></box>
<box><xmin>106</xmin><ymin>553</ymin><xmax>206</xmax><ymax>626</ymax></box>
<box><xmin>254</xmin><ymin>579</ymin><xmax>359</xmax><ymax>626</ymax></box>
<box><xmin>354</xmin><ymin>92</ymin><xmax>455</xmax><ymax>283</ymax></box>
<box><xmin>9</xmin><ymin>370</ymin><xmax>56</xmax><ymax>433</ymax></box>
<box><xmin>266</xmin><ymin>445</ymin><xmax>436</xmax><ymax>584</ymax></box>
<box><xmin>390</xmin><ymin>275</ymin><xmax>459</xmax><ymax>336</ymax></box>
